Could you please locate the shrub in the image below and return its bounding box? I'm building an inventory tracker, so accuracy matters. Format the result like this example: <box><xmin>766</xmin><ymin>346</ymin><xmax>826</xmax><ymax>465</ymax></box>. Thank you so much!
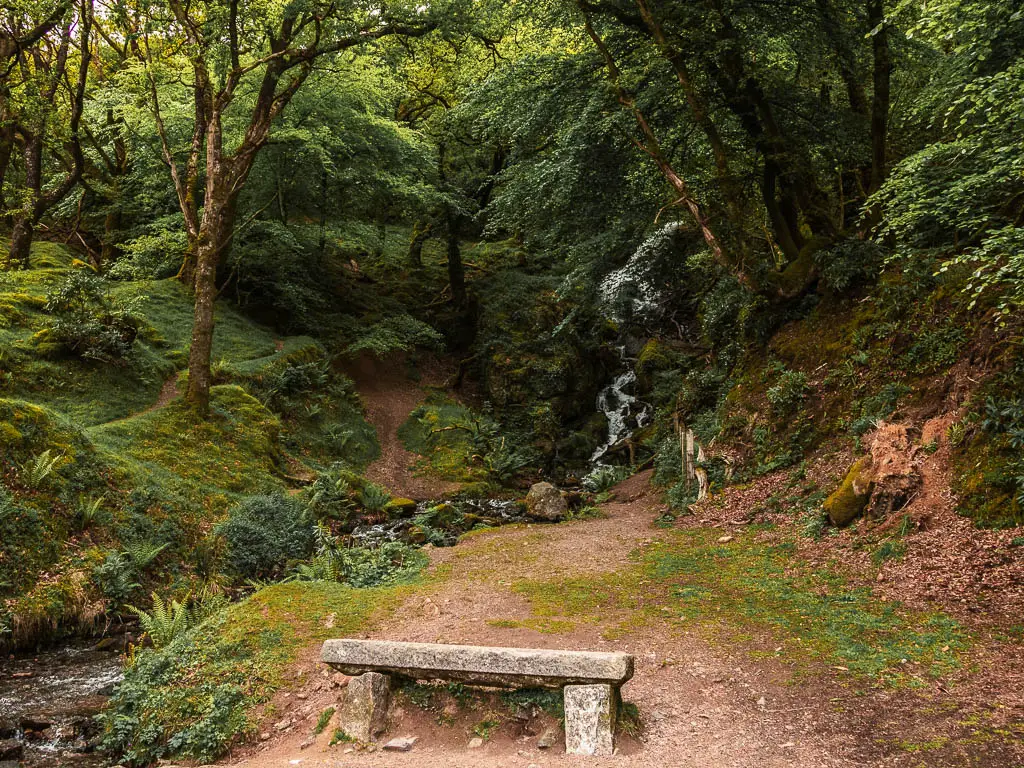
<box><xmin>42</xmin><ymin>271</ymin><xmax>142</xmax><ymax>362</ymax></box>
<box><xmin>215</xmin><ymin>494</ymin><xmax>314</xmax><ymax>580</ymax></box>
<box><xmin>815</xmin><ymin>239</ymin><xmax>885</xmax><ymax>293</ymax></box>
<box><xmin>766</xmin><ymin>368</ymin><xmax>810</xmax><ymax>418</ymax></box>
<box><xmin>345</xmin><ymin>314</ymin><xmax>443</xmax><ymax>358</ymax></box>
<box><xmin>849</xmin><ymin>383</ymin><xmax>911</xmax><ymax>438</ymax></box>
<box><xmin>93</xmin><ymin>552</ymin><xmax>141</xmax><ymax>605</ymax></box>
<box><xmin>252</xmin><ymin>359</ymin><xmax>331</xmax><ymax>413</ymax></box>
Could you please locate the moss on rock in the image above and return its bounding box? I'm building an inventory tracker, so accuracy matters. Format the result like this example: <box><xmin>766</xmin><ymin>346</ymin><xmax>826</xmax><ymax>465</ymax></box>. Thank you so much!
<box><xmin>823</xmin><ymin>456</ymin><xmax>874</xmax><ymax>527</ymax></box>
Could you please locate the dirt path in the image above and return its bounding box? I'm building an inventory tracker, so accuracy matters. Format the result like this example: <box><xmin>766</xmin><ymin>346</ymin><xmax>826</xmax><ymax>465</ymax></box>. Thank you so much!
<box><xmin>226</xmin><ymin>472</ymin><xmax>875</xmax><ymax>768</ymax></box>
<box><xmin>347</xmin><ymin>353</ymin><xmax>461</xmax><ymax>500</ymax></box>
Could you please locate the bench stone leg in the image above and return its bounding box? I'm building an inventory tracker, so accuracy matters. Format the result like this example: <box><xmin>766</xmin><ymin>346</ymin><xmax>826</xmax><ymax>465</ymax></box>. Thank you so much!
<box><xmin>564</xmin><ymin>683</ymin><xmax>617</xmax><ymax>756</ymax></box>
<box><xmin>338</xmin><ymin>671</ymin><xmax>391</xmax><ymax>742</ymax></box>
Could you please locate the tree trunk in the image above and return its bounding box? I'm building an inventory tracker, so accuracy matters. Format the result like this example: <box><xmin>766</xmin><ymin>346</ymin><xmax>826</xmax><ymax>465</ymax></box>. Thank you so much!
<box><xmin>446</xmin><ymin>212</ymin><xmax>466</xmax><ymax>307</ymax></box>
<box><xmin>6</xmin><ymin>133</ymin><xmax>43</xmax><ymax>269</ymax></box>
<box><xmin>185</xmin><ymin>196</ymin><xmax>236</xmax><ymax>416</ymax></box>
<box><xmin>0</xmin><ymin>121</ymin><xmax>13</xmax><ymax>221</ymax></box>
<box><xmin>185</xmin><ymin>116</ymin><xmax>239</xmax><ymax>416</ymax></box>
<box><xmin>8</xmin><ymin>217</ymin><xmax>35</xmax><ymax>269</ymax></box>
<box><xmin>408</xmin><ymin>220</ymin><xmax>431</xmax><ymax>268</ymax></box>
<box><xmin>868</xmin><ymin>0</ymin><xmax>891</xmax><ymax>193</ymax></box>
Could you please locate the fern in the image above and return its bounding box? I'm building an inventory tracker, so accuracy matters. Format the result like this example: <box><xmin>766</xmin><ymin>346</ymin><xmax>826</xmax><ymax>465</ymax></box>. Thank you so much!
<box><xmin>20</xmin><ymin>449</ymin><xmax>63</xmax><ymax>488</ymax></box>
<box><xmin>359</xmin><ymin>482</ymin><xmax>391</xmax><ymax>513</ymax></box>
<box><xmin>77</xmin><ymin>494</ymin><xmax>105</xmax><ymax>530</ymax></box>
<box><xmin>128</xmin><ymin>592</ymin><xmax>190</xmax><ymax>649</ymax></box>
<box><xmin>123</xmin><ymin>540</ymin><xmax>170</xmax><ymax>570</ymax></box>
<box><xmin>127</xmin><ymin>588</ymin><xmax>227</xmax><ymax>649</ymax></box>
<box><xmin>189</xmin><ymin>585</ymin><xmax>228</xmax><ymax>627</ymax></box>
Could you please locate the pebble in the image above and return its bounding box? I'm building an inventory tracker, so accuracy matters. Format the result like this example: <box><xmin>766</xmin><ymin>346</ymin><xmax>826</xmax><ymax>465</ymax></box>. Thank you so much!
<box><xmin>718</xmin><ymin>535</ymin><xmax>734</xmax><ymax>543</ymax></box>
<box><xmin>537</xmin><ymin>727</ymin><xmax>559</xmax><ymax>749</ymax></box>
<box><xmin>468</xmin><ymin>737</ymin><xmax>484</xmax><ymax>749</ymax></box>
<box><xmin>383</xmin><ymin>736</ymin><xmax>417</xmax><ymax>752</ymax></box>
<box><xmin>259</xmin><ymin>732</ymin><xmax>271</xmax><ymax>741</ymax></box>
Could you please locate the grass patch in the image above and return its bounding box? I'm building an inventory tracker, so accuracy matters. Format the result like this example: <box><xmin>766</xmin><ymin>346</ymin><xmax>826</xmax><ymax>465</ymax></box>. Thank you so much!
<box><xmin>329</xmin><ymin>728</ymin><xmax>356</xmax><ymax>745</ymax></box>
<box><xmin>513</xmin><ymin>529</ymin><xmax>969</xmax><ymax>685</ymax></box>
<box><xmin>89</xmin><ymin>385</ymin><xmax>284</xmax><ymax>505</ymax></box>
<box><xmin>314</xmin><ymin>707</ymin><xmax>335</xmax><ymax>734</ymax></box>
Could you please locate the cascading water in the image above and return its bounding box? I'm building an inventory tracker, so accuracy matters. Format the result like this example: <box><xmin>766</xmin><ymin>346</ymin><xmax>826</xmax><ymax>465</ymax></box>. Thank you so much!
<box><xmin>351</xmin><ymin>498</ymin><xmax>526</xmax><ymax>548</ymax></box>
<box><xmin>590</xmin><ymin>349</ymin><xmax>652</xmax><ymax>464</ymax></box>
<box><xmin>0</xmin><ymin>638</ymin><xmax>125</xmax><ymax>767</ymax></box>
<box><xmin>588</xmin><ymin>226</ymin><xmax>681</xmax><ymax>467</ymax></box>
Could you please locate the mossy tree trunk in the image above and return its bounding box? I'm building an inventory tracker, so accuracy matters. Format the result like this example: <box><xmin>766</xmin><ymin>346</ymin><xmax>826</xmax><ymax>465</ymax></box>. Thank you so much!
<box><xmin>408</xmin><ymin>220</ymin><xmax>432</xmax><ymax>268</ymax></box>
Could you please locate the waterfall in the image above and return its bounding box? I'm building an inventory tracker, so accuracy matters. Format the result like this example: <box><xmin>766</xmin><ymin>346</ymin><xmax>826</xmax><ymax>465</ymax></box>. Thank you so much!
<box><xmin>598</xmin><ymin>222</ymin><xmax>681</xmax><ymax>324</ymax></box>
<box><xmin>587</xmin><ymin>226</ymin><xmax>679</xmax><ymax>466</ymax></box>
<box><xmin>590</xmin><ymin>347</ymin><xmax>652</xmax><ymax>464</ymax></box>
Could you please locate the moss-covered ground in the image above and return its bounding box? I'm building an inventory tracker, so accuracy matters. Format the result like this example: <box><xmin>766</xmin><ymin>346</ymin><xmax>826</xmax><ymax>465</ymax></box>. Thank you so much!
<box><xmin>0</xmin><ymin>244</ymin><xmax>379</xmax><ymax>649</ymax></box>
<box><xmin>101</xmin><ymin>580</ymin><xmax>418</xmax><ymax>766</ymax></box>
<box><xmin>514</xmin><ymin>527</ymin><xmax>969</xmax><ymax>687</ymax></box>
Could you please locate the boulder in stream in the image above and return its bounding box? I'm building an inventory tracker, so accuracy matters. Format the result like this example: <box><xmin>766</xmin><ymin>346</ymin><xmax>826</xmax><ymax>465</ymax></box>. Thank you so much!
<box><xmin>525</xmin><ymin>482</ymin><xmax>567</xmax><ymax>522</ymax></box>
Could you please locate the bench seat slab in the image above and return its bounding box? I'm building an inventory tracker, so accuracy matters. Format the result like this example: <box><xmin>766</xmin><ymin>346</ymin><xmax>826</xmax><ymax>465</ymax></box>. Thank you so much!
<box><xmin>321</xmin><ymin>639</ymin><xmax>634</xmax><ymax>688</ymax></box>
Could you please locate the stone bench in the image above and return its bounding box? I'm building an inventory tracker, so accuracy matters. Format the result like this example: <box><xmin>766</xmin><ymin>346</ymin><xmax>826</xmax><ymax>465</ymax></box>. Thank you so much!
<box><xmin>321</xmin><ymin>639</ymin><xmax>634</xmax><ymax>756</ymax></box>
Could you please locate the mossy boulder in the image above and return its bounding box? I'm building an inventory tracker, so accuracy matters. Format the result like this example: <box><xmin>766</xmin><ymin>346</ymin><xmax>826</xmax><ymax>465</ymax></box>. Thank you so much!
<box><xmin>824</xmin><ymin>456</ymin><xmax>874</xmax><ymax>527</ymax></box>
<box><xmin>525</xmin><ymin>481</ymin><xmax>567</xmax><ymax>522</ymax></box>
<box><xmin>384</xmin><ymin>497</ymin><xmax>418</xmax><ymax>519</ymax></box>
<box><xmin>635</xmin><ymin>338</ymin><xmax>675</xmax><ymax>389</ymax></box>
<box><xmin>416</xmin><ymin>502</ymin><xmax>460</xmax><ymax>530</ymax></box>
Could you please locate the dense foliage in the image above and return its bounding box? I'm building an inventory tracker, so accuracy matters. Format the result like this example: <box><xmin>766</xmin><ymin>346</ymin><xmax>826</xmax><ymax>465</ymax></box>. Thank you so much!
<box><xmin>1</xmin><ymin>0</ymin><xmax>1023</xmax><ymax>763</ymax></box>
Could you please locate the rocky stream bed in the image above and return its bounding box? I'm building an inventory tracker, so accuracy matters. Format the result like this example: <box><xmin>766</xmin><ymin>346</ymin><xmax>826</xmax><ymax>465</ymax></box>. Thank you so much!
<box><xmin>0</xmin><ymin>637</ymin><xmax>126</xmax><ymax>767</ymax></box>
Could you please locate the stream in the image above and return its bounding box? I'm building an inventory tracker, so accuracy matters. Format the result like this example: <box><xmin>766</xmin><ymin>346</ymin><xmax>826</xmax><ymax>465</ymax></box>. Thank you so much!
<box><xmin>352</xmin><ymin>497</ymin><xmax>526</xmax><ymax>548</ymax></box>
<box><xmin>0</xmin><ymin>638</ymin><xmax>125</xmax><ymax>767</ymax></box>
